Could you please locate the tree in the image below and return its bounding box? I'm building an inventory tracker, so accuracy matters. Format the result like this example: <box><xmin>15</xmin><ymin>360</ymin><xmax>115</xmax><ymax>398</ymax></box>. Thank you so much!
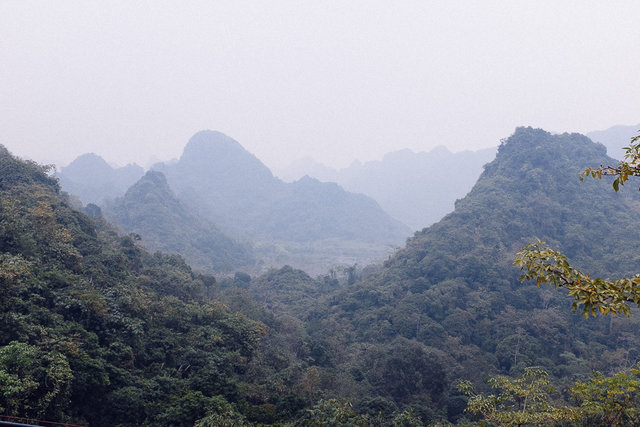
<box><xmin>571</xmin><ymin>362</ymin><xmax>640</xmax><ymax>425</ymax></box>
<box><xmin>295</xmin><ymin>399</ymin><xmax>371</xmax><ymax>427</ymax></box>
<box><xmin>459</xmin><ymin>364</ymin><xmax>640</xmax><ymax>426</ymax></box>
<box><xmin>0</xmin><ymin>342</ymin><xmax>72</xmax><ymax>419</ymax></box>
<box><xmin>515</xmin><ymin>241</ymin><xmax>640</xmax><ymax>317</ymax></box>
<box><xmin>458</xmin><ymin>367</ymin><xmax>577</xmax><ymax>426</ymax></box>
<box><xmin>514</xmin><ymin>131</ymin><xmax>640</xmax><ymax>317</ymax></box>
<box><xmin>582</xmin><ymin>132</ymin><xmax>640</xmax><ymax>192</ymax></box>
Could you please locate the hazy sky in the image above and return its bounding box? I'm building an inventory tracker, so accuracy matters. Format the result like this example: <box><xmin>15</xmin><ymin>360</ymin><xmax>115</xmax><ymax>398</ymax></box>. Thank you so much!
<box><xmin>2</xmin><ymin>1</ymin><xmax>639</xmax><ymax>170</ymax></box>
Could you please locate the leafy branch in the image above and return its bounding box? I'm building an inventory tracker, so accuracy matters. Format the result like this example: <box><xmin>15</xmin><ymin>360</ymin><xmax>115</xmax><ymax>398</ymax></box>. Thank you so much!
<box><xmin>514</xmin><ymin>241</ymin><xmax>640</xmax><ymax>317</ymax></box>
<box><xmin>581</xmin><ymin>132</ymin><xmax>640</xmax><ymax>192</ymax></box>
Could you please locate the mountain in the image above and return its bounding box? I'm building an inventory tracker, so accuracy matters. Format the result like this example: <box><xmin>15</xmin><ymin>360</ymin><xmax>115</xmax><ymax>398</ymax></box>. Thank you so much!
<box><xmin>249</xmin><ymin>128</ymin><xmax>640</xmax><ymax>423</ymax></box>
<box><xmin>56</xmin><ymin>153</ymin><xmax>144</xmax><ymax>205</ymax></box>
<box><xmin>277</xmin><ymin>145</ymin><xmax>497</xmax><ymax>230</ymax></box>
<box><xmin>103</xmin><ymin>170</ymin><xmax>255</xmax><ymax>273</ymax></box>
<box><xmin>152</xmin><ymin>130</ymin><xmax>411</xmax><ymax>272</ymax></box>
<box><xmin>587</xmin><ymin>123</ymin><xmax>640</xmax><ymax>160</ymax></box>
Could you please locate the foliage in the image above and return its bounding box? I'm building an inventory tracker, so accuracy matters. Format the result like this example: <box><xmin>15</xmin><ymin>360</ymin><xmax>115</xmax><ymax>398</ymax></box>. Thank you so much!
<box><xmin>458</xmin><ymin>367</ymin><xmax>576</xmax><ymax>426</ymax></box>
<box><xmin>515</xmin><ymin>241</ymin><xmax>640</xmax><ymax>317</ymax></box>
<box><xmin>514</xmin><ymin>132</ymin><xmax>640</xmax><ymax>318</ymax></box>
<box><xmin>506</xmin><ymin>131</ymin><xmax>640</xmax><ymax>426</ymax></box>
<box><xmin>582</xmin><ymin>131</ymin><xmax>640</xmax><ymax>192</ymax></box>
<box><xmin>460</xmin><ymin>364</ymin><xmax>640</xmax><ymax>426</ymax></box>
<box><xmin>515</xmin><ymin>131</ymin><xmax>640</xmax><ymax>318</ymax></box>
<box><xmin>571</xmin><ymin>363</ymin><xmax>640</xmax><ymax>425</ymax></box>
<box><xmin>196</xmin><ymin>407</ymin><xmax>250</xmax><ymax>427</ymax></box>
<box><xmin>295</xmin><ymin>399</ymin><xmax>371</xmax><ymax>426</ymax></box>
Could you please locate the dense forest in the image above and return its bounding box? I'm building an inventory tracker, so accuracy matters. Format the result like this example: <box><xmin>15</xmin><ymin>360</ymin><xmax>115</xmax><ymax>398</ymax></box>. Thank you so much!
<box><xmin>3</xmin><ymin>127</ymin><xmax>640</xmax><ymax>426</ymax></box>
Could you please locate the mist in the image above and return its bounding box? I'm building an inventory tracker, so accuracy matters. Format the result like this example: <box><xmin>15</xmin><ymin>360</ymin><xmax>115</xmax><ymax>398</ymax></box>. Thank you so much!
<box><xmin>1</xmin><ymin>1</ymin><xmax>639</xmax><ymax>171</ymax></box>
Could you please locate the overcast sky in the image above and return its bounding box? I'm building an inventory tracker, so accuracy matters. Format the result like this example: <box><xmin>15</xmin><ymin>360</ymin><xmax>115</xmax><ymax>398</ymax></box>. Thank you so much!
<box><xmin>2</xmin><ymin>1</ymin><xmax>639</xmax><ymax>171</ymax></box>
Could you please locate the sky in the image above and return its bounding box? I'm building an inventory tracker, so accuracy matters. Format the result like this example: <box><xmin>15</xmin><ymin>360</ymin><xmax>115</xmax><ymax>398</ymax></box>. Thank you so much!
<box><xmin>1</xmin><ymin>1</ymin><xmax>639</xmax><ymax>171</ymax></box>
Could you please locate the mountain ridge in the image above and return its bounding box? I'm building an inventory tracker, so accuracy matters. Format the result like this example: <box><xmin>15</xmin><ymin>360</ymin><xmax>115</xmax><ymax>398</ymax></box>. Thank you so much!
<box><xmin>586</xmin><ymin>123</ymin><xmax>640</xmax><ymax>160</ymax></box>
<box><xmin>152</xmin><ymin>130</ymin><xmax>410</xmax><ymax>245</ymax></box>
<box><xmin>56</xmin><ymin>152</ymin><xmax>144</xmax><ymax>205</ymax></box>
<box><xmin>277</xmin><ymin>145</ymin><xmax>497</xmax><ymax>229</ymax></box>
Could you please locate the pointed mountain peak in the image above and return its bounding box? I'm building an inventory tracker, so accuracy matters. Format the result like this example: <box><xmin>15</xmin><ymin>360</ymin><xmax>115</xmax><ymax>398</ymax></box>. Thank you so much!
<box><xmin>182</xmin><ymin>130</ymin><xmax>244</xmax><ymax>157</ymax></box>
<box><xmin>177</xmin><ymin>130</ymin><xmax>274</xmax><ymax>182</ymax></box>
<box><xmin>56</xmin><ymin>152</ymin><xmax>144</xmax><ymax>205</ymax></box>
<box><xmin>138</xmin><ymin>169</ymin><xmax>169</xmax><ymax>187</ymax></box>
<box><xmin>104</xmin><ymin>168</ymin><xmax>255</xmax><ymax>273</ymax></box>
<box><xmin>121</xmin><ymin>170</ymin><xmax>174</xmax><ymax>200</ymax></box>
<box><xmin>62</xmin><ymin>152</ymin><xmax>112</xmax><ymax>175</ymax></box>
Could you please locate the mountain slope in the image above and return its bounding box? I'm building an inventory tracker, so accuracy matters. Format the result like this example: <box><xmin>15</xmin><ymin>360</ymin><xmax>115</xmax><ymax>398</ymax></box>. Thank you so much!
<box><xmin>264</xmin><ymin>128</ymin><xmax>640</xmax><ymax>423</ymax></box>
<box><xmin>103</xmin><ymin>170</ymin><xmax>255</xmax><ymax>273</ymax></box>
<box><xmin>153</xmin><ymin>130</ymin><xmax>409</xmax><ymax>244</ymax></box>
<box><xmin>587</xmin><ymin>123</ymin><xmax>640</xmax><ymax>160</ymax></box>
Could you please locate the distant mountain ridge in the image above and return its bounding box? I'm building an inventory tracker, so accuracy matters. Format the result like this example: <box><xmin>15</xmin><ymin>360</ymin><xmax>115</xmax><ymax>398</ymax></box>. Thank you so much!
<box><xmin>152</xmin><ymin>130</ymin><xmax>410</xmax><ymax>245</ymax></box>
<box><xmin>586</xmin><ymin>123</ymin><xmax>640</xmax><ymax>160</ymax></box>
<box><xmin>55</xmin><ymin>131</ymin><xmax>411</xmax><ymax>273</ymax></box>
<box><xmin>56</xmin><ymin>153</ymin><xmax>144</xmax><ymax>205</ymax></box>
<box><xmin>277</xmin><ymin>145</ymin><xmax>497</xmax><ymax>230</ymax></box>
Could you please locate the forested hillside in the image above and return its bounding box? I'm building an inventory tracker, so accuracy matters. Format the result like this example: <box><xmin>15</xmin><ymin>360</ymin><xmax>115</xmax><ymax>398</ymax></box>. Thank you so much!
<box><xmin>231</xmin><ymin>128</ymin><xmax>640</xmax><ymax>423</ymax></box>
<box><xmin>0</xmin><ymin>146</ymin><xmax>306</xmax><ymax>426</ymax></box>
<box><xmin>103</xmin><ymin>170</ymin><xmax>255</xmax><ymax>273</ymax></box>
<box><xmin>5</xmin><ymin>128</ymin><xmax>640</xmax><ymax>426</ymax></box>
